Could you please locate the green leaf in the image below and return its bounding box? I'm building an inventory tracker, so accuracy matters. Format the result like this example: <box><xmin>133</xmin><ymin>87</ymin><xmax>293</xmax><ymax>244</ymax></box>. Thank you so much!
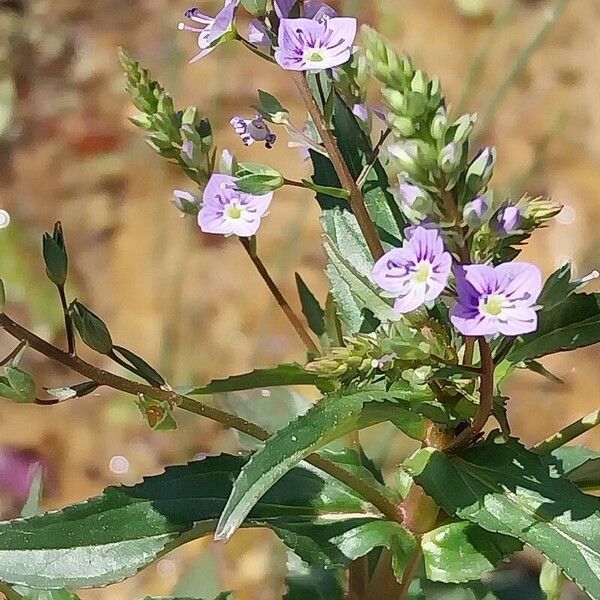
<box><xmin>539</xmin><ymin>560</ymin><xmax>565</xmax><ymax>600</ymax></box>
<box><xmin>141</xmin><ymin>595</ymin><xmax>231</xmax><ymax>600</ymax></box>
<box><xmin>42</xmin><ymin>223</ymin><xmax>68</xmax><ymax>287</ymax></box>
<box><xmin>184</xmin><ymin>364</ymin><xmax>317</xmax><ymax>395</ymax></box>
<box><xmin>538</xmin><ymin>264</ymin><xmax>581</xmax><ymax>312</ymax></box>
<box><xmin>234</xmin><ymin>163</ymin><xmax>284</xmax><ymax>194</ymax></box>
<box><xmin>215</xmin><ymin>389</ymin><xmax>434</xmax><ymax>542</ymax></box>
<box><xmin>112</xmin><ymin>345</ymin><xmax>166</xmax><ymax>387</ymax></box>
<box><xmin>310</xmin><ymin>89</ymin><xmax>403</xmax><ymax>238</ymax></box>
<box><xmin>284</xmin><ymin>558</ymin><xmax>343</xmax><ymax>600</ymax></box>
<box><xmin>323</xmin><ymin>211</ymin><xmax>395</xmax><ymax>331</ymax></box>
<box><xmin>20</xmin><ymin>465</ymin><xmax>44</xmax><ymax>519</ymax></box>
<box><xmin>407</xmin><ymin>579</ymin><xmax>500</xmax><ymax>600</ymax></box>
<box><xmin>0</xmin><ymin>455</ymin><xmax>384</xmax><ymax>589</ymax></box>
<box><xmin>253</xmin><ymin>90</ymin><xmax>289</xmax><ymax>124</ymax></box>
<box><xmin>69</xmin><ymin>301</ymin><xmax>113</xmax><ymax>354</ymax></box>
<box><xmin>301</xmin><ymin>180</ymin><xmax>349</xmax><ymax>200</ymax></box>
<box><xmin>421</xmin><ymin>522</ymin><xmax>522</xmax><ymax>584</ymax></box>
<box><xmin>135</xmin><ymin>395</ymin><xmax>177</xmax><ymax>431</ymax></box>
<box><xmin>551</xmin><ymin>446</ymin><xmax>600</xmax><ymax>490</ymax></box>
<box><xmin>508</xmin><ymin>291</ymin><xmax>600</xmax><ymax>363</ymax></box>
<box><xmin>295</xmin><ymin>273</ymin><xmax>325</xmax><ymax>337</ymax></box>
<box><xmin>13</xmin><ymin>589</ymin><xmax>82</xmax><ymax>600</ymax></box>
<box><xmin>240</xmin><ymin>0</ymin><xmax>268</xmax><ymax>14</ymax></box>
<box><xmin>405</xmin><ymin>435</ymin><xmax>600</xmax><ymax>600</ymax></box>
<box><xmin>0</xmin><ymin>367</ymin><xmax>36</xmax><ymax>403</ymax></box>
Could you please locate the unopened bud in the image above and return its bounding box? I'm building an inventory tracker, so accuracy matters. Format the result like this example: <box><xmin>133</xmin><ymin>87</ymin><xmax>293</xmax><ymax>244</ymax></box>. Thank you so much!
<box><xmin>463</xmin><ymin>195</ymin><xmax>490</xmax><ymax>226</ymax></box>
<box><xmin>172</xmin><ymin>189</ymin><xmax>201</xmax><ymax>215</ymax></box>
<box><xmin>438</xmin><ymin>142</ymin><xmax>463</xmax><ymax>174</ymax></box>
<box><xmin>430</xmin><ymin>106</ymin><xmax>448</xmax><ymax>140</ymax></box>
<box><xmin>42</xmin><ymin>222</ymin><xmax>68</xmax><ymax>287</ymax></box>
<box><xmin>496</xmin><ymin>205</ymin><xmax>523</xmax><ymax>235</ymax></box>
<box><xmin>466</xmin><ymin>146</ymin><xmax>496</xmax><ymax>190</ymax></box>
<box><xmin>70</xmin><ymin>301</ymin><xmax>113</xmax><ymax>355</ymax></box>
<box><xmin>525</xmin><ymin>196</ymin><xmax>562</xmax><ymax>224</ymax></box>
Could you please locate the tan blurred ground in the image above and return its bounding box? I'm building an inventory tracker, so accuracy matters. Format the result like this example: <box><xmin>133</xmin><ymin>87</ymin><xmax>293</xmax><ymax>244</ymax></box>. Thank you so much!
<box><xmin>0</xmin><ymin>0</ymin><xmax>599</xmax><ymax>598</ymax></box>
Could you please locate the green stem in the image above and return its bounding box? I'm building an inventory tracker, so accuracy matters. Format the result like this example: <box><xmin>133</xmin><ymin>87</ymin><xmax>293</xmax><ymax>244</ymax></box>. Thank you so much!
<box><xmin>236</xmin><ymin>35</ymin><xmax>276</xmax><ymax>64</ymax></box>
<box><xmin>283</xmin><ymin>178</ymin><xmax>307</xmax><ymax>189</ymax></box>
<box><xmin>0</xmin><ymin>311</ymin><xmax>400</xmax><ymax>523</ymax></box>
<box><xmin>356</xmin><ymin>127</ymin><xmax>392</xmax><ymax>189</ymax></box>
<box><xmin>444</xmin><ymin>338</ymin><xmax>494</xmax><ymax>453</ymax></box>
<box><xmin>533</xmin><ymin>409</ymin><xmax>600</xmax><ymax>454</ymax></box>
<box><xmin>292</xmin><ymin>72</ymin><xmax>385</xmax><ymax>260</ymax></box>
<box><xmin>477</xmin><ymin>0</ymin><xmax>571</xmax><ymax>135</ymax></box>
<box><xmin>58</xmin><ymin>285</ymin><xmax>76</xmax><ymax>355</ymax></box>
<box><xmin>239</xmin><ymin>238</ymin><xmax>319</xmax><ymax>355</ymax></box>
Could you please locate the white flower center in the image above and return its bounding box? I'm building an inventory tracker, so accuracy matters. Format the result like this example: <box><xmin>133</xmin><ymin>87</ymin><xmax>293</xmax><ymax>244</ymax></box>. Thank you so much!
<box><xmin>413</xmin><ymin>262</ymin><xmax>431</xmax><ymax>284</ymax></box>
<box><xmin>481</xmin><ymin>294</ymin><xmax>505</xmax><ymax>317</ymax></box>
<box><xmin>226</xmin><ymin>203</ymin><xmax>243</xmax><ymax>219</ymax></box>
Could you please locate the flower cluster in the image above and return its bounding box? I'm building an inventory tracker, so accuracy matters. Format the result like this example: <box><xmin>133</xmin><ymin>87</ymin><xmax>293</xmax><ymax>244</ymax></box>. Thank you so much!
<box><xmin>372</xmin><ymin>225</ymin><xmax>542</xmax><ymax>337</ymax></box>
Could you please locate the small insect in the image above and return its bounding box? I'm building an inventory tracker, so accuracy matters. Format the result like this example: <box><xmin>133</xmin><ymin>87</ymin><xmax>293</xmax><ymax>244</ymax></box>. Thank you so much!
<box><xmin>230</xmin><ymin>114</ymin><xmax>277</xmax><ymax>149</ymax></box>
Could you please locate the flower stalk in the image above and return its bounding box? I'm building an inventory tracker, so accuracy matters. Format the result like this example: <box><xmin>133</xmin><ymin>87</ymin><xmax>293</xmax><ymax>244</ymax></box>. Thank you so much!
<box><xmin>292</xmin><ymin>71</ymin><xmax>385</xmax><ymax>260</ymax></box>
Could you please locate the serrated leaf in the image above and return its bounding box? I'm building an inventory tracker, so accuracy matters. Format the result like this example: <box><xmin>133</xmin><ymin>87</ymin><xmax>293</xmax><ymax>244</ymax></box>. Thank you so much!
<box><xmin>405</xmin><ymin>435</ymin><xmax>600</xmax><ymax>600</ymax></box>
<box><xmin>508</xmin><ymin>291</ymin><xmax>600</xmax><ymax>363</ymax></box>
<box><xmin>284</xmin><ymin>556</ymin><xmax>343</xmax><ymax>600</ymax></box>
<box><xmin>184</xmin><ymin>364</ymin><xmax>317</xmax><ymax>395</ymax></box>
<box><xmin>421</xmin><ymin>522</ymin><xmax>522</xmax><ymax>584</ymax></box>
<box><xmin>13</xmin><ymin>589</ymin><xmax>82</xmax><ymax>600</ymax></box>
<box><xmin>310</xmin><ymin>89</ymin><xmax>403</xmax><ymax>238</ymax></box>
<box><xmin>0</xmin><ymin>455</ymin><xmax>384</xmax><ymax>589</ymax></box>
<box><xmin>295</xmin><ymin>274</ymin><xmax>325</xmax><ymax>337</ymax></box>
<box><xmin>551</xmin><ymin>446</ymin><xmax>600</xmax><ymax>490</ymax></box>
<box><xmin>324</xmin><ymin>235</ymin><xmax>394</xmax><ymax>329</ymax></box>
<box><xmin>215</xmin><ymin>388</ymin><xmax>436</xmax><ymax>542</ymax></box>
<box><xmin>407</xmin><ymin>579</ymin><xmax>500</xmax><ymax>600</ymax></box>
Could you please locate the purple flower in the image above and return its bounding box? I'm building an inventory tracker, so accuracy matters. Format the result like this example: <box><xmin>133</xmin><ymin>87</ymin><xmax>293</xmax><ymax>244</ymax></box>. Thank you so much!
<box><xmin>372</xmin><ymin>226</ymin><xmax>452</xmax><ymax>314</ymax></box>
<box><xmin>304</xmin><ymin>0</ymin><xmax>337</xmax><ymax>20</ymax></box>
<box><xmin>275</xmin><ymin>0</ymin><xmax>295</xmax><ymax>18</ymax></box>
<box><xmin>275</xmin><ymin>17</ymin><xmax>357</xmax><ymax>71</ymax></box>
<box><xmin>451</xmin><ymin>262</ymin><xmax>542</xmax><ymax>336</ymax></box>
<box><xmin>496</xmin><ymin>205</ymin><xmax>522</xmax><ymax>235</ymax></box>
<box><xmin>230</xmin><ymin>114</ymin><xmax>277</xmax><ymax>148</ymax></box>
<box><xmin>198</xmin><ymin>173</ymin><xmax>272</xmax><ymax>237</ymax></box>
<box><xmin>352</xmin><ymin>103</ymin><xmax>370</xmax><ymax>123</ymax></box>
<box><xmin>463</xmin><ymin>195</ymin><xmax>489</xmax><ymax>225</ymax></box>
<box><xmin>172</xmin><ymin>189</ymin><xmax>201</xmax><ymax>215</ymax></box>
<box><xmin>275</xmin><ymin>0</ymin><xmax>336</xmax><ymax>19</ymax></box>
<box><xmin>178</xmin><ymin>2</ymin><xmax>238</xmax><ymax>63</ymax></box>
<box><xmin>248</xmin><ymin>19</ymin><xmax>270</xmax><ymax>46</ymax></box>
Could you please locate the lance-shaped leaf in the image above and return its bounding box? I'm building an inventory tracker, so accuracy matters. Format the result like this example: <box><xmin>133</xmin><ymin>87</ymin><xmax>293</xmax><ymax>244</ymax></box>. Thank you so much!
<box><xmin>184</xmin><ymin>364</ymin><xmax>317</xmax><ymax>395</ymax></box>
<box><xmin>214</xmin><ymin>388</ymin><xmax>443</xmax><ymax>542</ymax></box>
<box><xmin>234</xmin><ymin>163</ymin><xmax>284</xmax><ymax>195</ymax></box>
<box><xmin>295</xmin><ymin>273</ymin><xmax>325</xmax><ymax>337</ymax></box>
<box><xmin>310</xmin><ymin>88</ymin><xmax>404</xmax><ymax>238</ymax></box>
<box><xmin>551</xmin><ymin>446</ymin><xmax>600</xmax><ymax>491</ymax></box>
<box><xmin>405</xmin><ymin>435</ymin><xmax>600</xmax><ymax>600</ymax></box>
<box><xmin>407</xmin><ymin>579</ymin><xmax>500</xmax><ymax>599</ymax></box>
<box><xmin>421</xmin><ymin>522</ymin><xmax>522</xmax><ymax>584</ymax></box>
<box><xmin>284</xmin><ymin>556</ymin><xmax>343</xmax><ymax>600</ymax></box>
<box><xmin>0</xmin><ymin>455</ymin><xmax>388</xmax><ymax>589</ymax></box>
<box><xmin>508</xmin><ymin>291</ymin><xmax>600</xmax><ymax>363</ymax></box>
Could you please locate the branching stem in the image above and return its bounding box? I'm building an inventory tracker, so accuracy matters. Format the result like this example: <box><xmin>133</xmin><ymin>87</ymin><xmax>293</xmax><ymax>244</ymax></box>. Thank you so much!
<box><xmin>292</xmin><ymin>72</ymin><xmax>385</xmax><ymax>260</ymax></box>
<box><xmin>0</xmin><ymin>311</ymin><xmax>400</xmax><ymax>523</ymax></box>
<box><xmin>239</xmin><ymin>238</ymin><xmax>319</xmax><ymax>355</ymax></box>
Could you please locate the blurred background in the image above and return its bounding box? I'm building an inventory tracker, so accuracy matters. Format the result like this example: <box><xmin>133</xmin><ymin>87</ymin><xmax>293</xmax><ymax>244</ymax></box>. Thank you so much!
<box><xmin>0</xmin><ymin>0</ymin><xmax>598</xmax><ymax>598</ymax></box>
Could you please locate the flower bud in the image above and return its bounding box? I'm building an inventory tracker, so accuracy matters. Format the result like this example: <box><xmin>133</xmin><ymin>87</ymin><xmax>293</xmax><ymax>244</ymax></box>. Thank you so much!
<box><xmin>496</xmin><ymin>205</ymin><xmax>522</xmax><ymax>235</ymax></box>
<box><xmin>388</xmin><ymin>141</ymin><xmax>421</xmax><ymax>172</ymax></box>
<box><xmin>172</xmin><ymin>189</ymin><xmax>201</xmax><ymax>215</ymax></box>
<box><xmin>463</xmin><ymin>195</ymin><xmax>490</xmax><ymax>226</ymax></box>
<box><xmin>525</xmin><ymin>196</ymin><xmax>562</xmax><ymax>224</ymax></box>
<box><xmin>391</xmin><ymin>180</ymin><xmax>432</xmax><ymax>215</ymax></box>
<box><xmin>70</xmin><ymin>301</ymin><xmax>113</xmax><ymax>355</ymax></box>
<box><xmin>438</xmin><ymin>142</ymin><xmax>463</xmax><ymax>174</ymax></box>
<box><xmin>410</xmin><ymin>70</ymin><xmax>428</xmax><ymax>95</ymax></box>
<box><xmin>42</xmin><ymin>222</ymin><xmax>68</xmax><ymax>287</ymax></box>
<box><xmin>466</xmin><ymin>146</ymin><xmax>496</xmax><ymax>191</ymax></box>
<box><xmin>430</xmin><ymin>107</ymin><xmax>448</xmax><ymax>140</ymax></box>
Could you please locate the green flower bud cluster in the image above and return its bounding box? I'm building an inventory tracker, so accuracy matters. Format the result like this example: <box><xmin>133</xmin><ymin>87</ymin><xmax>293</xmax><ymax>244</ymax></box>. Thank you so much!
<box><xmin>362</xmin><ymin>27</ymin><xmax>478</xmax><ymax>196</ymax></box>
<box><xmin>306</xmin><ymin>318</ymin><xmax>454</xmax><ymax>388</ymax></box>
<box><xmin>363</xmin><ymin>27</ymin><xmax>442</xmax><ymax>140</ymax></box>
<box><xmin>119</xmin><ymin>50</ymin><xmax>214</xmax><ymax>187</ymax></box>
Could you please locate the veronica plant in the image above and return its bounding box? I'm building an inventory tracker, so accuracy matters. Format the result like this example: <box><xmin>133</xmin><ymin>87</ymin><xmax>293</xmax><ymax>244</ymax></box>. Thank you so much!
<box><xmin>0</xmin><ymin>1</ymin><xmax>598</xmax><ymax>599</ymax></box>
